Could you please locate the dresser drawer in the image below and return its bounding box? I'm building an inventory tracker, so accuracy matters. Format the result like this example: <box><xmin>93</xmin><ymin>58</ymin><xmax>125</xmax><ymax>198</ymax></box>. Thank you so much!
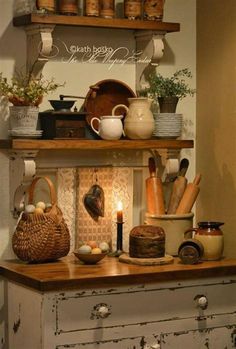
<box><xmin>55</xmin><ymin>279</ymin><xmax>236</xmax><ymax>334</ymax></box>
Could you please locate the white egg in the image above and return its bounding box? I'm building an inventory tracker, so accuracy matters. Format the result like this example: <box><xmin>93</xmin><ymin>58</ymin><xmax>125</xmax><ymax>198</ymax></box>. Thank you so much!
<box><xmin>36</xmin><ymin>201</ymin><xmax>46</xmax><ymax>210</ymax></box>
<box><xmin>78</xmin><ymin>245</ymin><xmax>92</xmax><ymax>254</ymax></box>
<box><xmin>99</xmin><ymin>241</ymin><xmax>110</xmax><ymax>252</ymax></box>
<box><xmin>25</xmin><ymin>204</ymin><xmax>36</xmax><ymax>213</ymax></box>
<box><xmin>19</xmin><ymin>202</ymin><xmax>25</xmax><ymax>211</ymax></box>
<box><xmin>45</xmin><ymin>203</ymin><xmax>52</xmax><ymax>208</ymax></box>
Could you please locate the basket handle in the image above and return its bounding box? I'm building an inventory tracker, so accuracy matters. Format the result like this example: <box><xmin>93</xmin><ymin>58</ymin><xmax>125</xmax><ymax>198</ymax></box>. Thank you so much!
<box><xmin>28</xmin><ymin>176</ymin><xmax>57</xmax><ymax>205</ymax></box>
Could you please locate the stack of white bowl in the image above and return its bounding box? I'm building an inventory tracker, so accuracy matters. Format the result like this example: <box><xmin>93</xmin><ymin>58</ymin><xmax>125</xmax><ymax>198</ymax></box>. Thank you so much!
<box><xmin>8</xmin><ymin>129</ymin><xmax>43</xmax><ymax>138</ymax></box>
<box><xmin>153</xmin><ymin>113</ymin><xmax>183</xmax><ymax>139</ymax></box>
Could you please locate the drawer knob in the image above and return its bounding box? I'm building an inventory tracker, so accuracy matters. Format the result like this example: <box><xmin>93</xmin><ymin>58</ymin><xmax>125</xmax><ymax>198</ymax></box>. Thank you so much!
<box><xmin>196</xmin><ymin>295</ymin><xmax>208</xmax><ymax>309</ymax></box>
<box><xmin>91</xmin><ymin>303</ymin><xmax>111</xmax><ymax>319</ymax></box>
<box><xmin>97</xmin><ymin>305</ymin><xmax>110</xmax><ymax>318</ymax></box>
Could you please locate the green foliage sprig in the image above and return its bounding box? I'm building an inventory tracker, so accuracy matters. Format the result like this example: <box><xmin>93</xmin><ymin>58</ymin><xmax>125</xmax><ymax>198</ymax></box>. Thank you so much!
<box><xmin>0</xmin><ymin>72</ymin><xmax>64</xmax><ymax>106</ymax></box>
<box><xmin>147</xmin><ymin>68</ymin><xmax>196</xmax><ymax>99</ymax></box>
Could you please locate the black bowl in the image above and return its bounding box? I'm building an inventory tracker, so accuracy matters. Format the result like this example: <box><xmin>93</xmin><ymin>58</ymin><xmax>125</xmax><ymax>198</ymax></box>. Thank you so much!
<box><xmin>49</xmin><ymin>100</ymin><xmax>76</xmax><ymax>111</ymax></box>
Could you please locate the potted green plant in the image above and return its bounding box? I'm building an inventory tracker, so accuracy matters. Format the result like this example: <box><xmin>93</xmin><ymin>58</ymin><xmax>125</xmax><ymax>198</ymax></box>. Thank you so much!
<box><xmin>0</xmin><ymin>72</ymin><xmax>64</xmax><ymax>131</ymax></box>
<box><xmin>147</xmin><ymin>68</ymin><xmax>195</xmax><ymax>113</ymax></box>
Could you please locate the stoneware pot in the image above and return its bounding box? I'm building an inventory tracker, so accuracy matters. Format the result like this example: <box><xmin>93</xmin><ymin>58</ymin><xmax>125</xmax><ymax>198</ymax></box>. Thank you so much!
<box><xmin>143</xmin><ymin>0</ymin><xmax>165</xmax><ymax>21</ymax></box>
<box><xmin>145</xmin><ymin>212</ymin><xmax>194</xmax><ymax>256</ymax></box>
<box><xmin>36</xmin><ymin>0</ymin><xmax>55</xmax><ymax>12</ymax></box>
<box><xmin>185</xmin><ymin>221</ymin><xmax>224</xmax><ymax>261</ymax></box>
<box><xmin>158</xmin><ymin>96</ymin><xmax>179</xmax><ymax>113</ymax></box>
<box><xmin>9</xmin><ymin>106</ymin><xmax>39</xmax><ymax>131</ymax></box>
<box><xmin>58</xmin><ymin>0</ymin><xmax>78</xmax><ymax>15</ymax></box>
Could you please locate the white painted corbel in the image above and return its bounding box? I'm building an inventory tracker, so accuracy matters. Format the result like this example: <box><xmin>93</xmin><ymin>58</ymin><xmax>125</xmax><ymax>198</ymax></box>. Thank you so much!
<box><xmin>25</xmin><ymin>24</ymin><xmax>55</xmax><ymax>79</ymax></box>
<box><xmin>9</xmin><ymin>151</ymin><xmax>38</xmax><ymax>218</ymax></box>
<box><xmin>135</xmin><ymin>30</ymin><xmax>165</xmax><ymax>91</ymax></box>
<box><xmin>149</xmin><ymin>148</ymin><xmax>181</xmax><ymax>181</ymax></box>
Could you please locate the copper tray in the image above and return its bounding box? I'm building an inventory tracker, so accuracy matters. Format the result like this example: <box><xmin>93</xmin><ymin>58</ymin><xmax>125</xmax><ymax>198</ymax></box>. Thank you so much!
<box><xmin>84</xmin><ymin>79</ymin><xmax>136</xmax><ymax>128</ymax></box>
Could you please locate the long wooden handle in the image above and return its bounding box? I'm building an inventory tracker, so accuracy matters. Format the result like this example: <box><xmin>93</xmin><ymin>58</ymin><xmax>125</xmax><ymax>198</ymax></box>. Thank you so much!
<box><xmin>148</xmin><ymin>157</ymin><xmax>156</xmax><ymax>177</ymax></box>
<box><xmin>176</xmin><ymin>174</ymin><xmax>201</xmax><ymax>214</ymax></box>
<box><xmin>146</xmin><ymin>177</ymin><xmax>165</xmax><ymax>215</ymax></box>
<box><xmin>167</xmin><ymin>176</ymin><xmax>187</xmax><ymax>214</ymax></box>
<box><xmin>193</xmin><ymin>174</ymin><xmax>201</xmax><ymax>185</ymax></box>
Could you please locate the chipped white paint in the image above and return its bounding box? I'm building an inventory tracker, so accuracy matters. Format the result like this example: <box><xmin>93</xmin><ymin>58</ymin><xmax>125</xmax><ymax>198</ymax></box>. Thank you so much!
<box><xmin>5</xmin><ymin>276</ymin><xmax>236</xmax><ymax>349</ymax></box>
<box><xmin>7</xmin><ymin>283</ymin><xmax>42</xmax><ymax>349</ymax></box>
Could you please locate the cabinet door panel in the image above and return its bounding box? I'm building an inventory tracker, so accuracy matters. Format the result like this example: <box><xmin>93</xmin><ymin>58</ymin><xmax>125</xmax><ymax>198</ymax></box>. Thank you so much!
<box><xmin>56</xmin><ymin>281</ymin><xmax>236</xmax><ymax>333</ymax></box>
<box><xmin>161</xmin><ymin>326</ymin><xmax>236</xmax><ymax>348</ymax></box>
<box><xmin>56</xmin><ymin>334</ymin><xmax>159</xmax><ymax>349</ymax></box>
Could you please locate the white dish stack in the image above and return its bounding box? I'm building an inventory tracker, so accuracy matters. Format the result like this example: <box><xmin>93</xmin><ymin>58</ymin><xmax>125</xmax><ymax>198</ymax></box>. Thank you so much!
<box><xmin>8</xmin><ymin>129</ymin><xmax>43</xmax><ymax>138</ymax></box>
<box><xmin>153</xmin><ymin>113</ymin><xmax>183</xmax><ymax>139</ymax></box>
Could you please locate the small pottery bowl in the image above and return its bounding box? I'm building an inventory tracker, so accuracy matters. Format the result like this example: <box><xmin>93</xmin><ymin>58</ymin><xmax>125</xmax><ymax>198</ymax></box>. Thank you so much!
<box><xmin>73</xmin><ymin>252</ymin><xmax>107</xmax><ymax>264</ymax></box>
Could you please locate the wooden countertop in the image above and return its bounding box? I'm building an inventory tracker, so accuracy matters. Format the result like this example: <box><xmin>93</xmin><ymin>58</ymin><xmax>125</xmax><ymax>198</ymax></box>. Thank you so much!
<box><xmin>0</xmin><ymin>255</ymin><xmax>236</xmax><ymax>292</ymax></box>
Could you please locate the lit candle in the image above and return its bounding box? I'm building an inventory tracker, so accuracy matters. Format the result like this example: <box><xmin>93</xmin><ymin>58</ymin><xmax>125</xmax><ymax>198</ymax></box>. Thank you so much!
<box><xmin>117</xmin><ymin>201</ymin><xmax>123</xmax><ymax>223</ymax></box>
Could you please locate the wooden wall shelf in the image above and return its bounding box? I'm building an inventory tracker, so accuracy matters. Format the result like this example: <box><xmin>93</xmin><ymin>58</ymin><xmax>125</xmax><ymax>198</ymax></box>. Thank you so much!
<box><xmin>13</xmin><ymin>13</ymin><xmax>180</xmax><ymax>32</ymax></box>
<box><xmin>0</xmin><ymin>139</ymin><xmax>193</xmax><ymax>151</ymax></box>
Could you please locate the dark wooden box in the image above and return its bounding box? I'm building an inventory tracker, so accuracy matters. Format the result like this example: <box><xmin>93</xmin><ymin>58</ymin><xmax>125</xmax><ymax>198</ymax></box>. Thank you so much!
<box><xmin>39</xmin><ymin>111</ymin><xmax>91</xmax><ymax>139</ymax></box>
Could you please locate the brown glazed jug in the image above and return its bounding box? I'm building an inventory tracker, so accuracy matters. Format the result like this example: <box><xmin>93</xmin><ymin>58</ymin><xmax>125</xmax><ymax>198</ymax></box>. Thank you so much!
<box><xmin>185</xmin><ymin>221</ymin><xmax>224</xmax><ymax>261</ymax></box>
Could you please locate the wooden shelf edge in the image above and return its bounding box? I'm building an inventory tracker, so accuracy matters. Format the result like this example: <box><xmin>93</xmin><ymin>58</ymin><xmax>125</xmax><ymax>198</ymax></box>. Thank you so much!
<box><xmin>13</xmin><ymin>13</ymin><xmax>180</xmax><ymax>32</ymax></box>
<box><xmin>0</xmin><ymin>139</ymin><xmax>194</xmax><ymax>151</ymax></box>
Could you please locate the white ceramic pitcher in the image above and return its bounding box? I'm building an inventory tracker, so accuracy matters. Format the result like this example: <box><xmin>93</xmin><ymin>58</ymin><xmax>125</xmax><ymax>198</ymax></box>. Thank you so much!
<box><xmin>90</xmin><ymin>115</ymin><xmax>124</xmax><ymax>140</ymax></box>
<box><xmin>112</xmin><ymin>97</ymin><xmax>154</xmax><ymax>140</ymax></box>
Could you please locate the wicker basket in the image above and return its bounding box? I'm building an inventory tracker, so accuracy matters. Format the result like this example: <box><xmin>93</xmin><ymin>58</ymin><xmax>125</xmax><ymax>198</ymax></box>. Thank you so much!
<box><xmin>12</xmin><ymin>176</ymin><xmax>70</xmax><ymax>263</ymax></box>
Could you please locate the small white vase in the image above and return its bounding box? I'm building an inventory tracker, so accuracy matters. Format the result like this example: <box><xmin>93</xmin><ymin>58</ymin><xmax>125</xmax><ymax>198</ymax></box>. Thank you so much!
<box><xmin>9</xmin><ymin>106</ymin><xmax>39</xmax><ymax>131</ymax></box>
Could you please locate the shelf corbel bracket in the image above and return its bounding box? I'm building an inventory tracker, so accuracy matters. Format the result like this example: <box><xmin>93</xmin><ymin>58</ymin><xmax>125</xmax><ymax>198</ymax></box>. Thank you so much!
<box><xmin>135</xmin><ymin>30</ymin><xmax>165</xmax><ymax>91</ymax></box>
<box><xmin>9</xmin><ymin>150</ymin><xmax>38</xmax><ymax>218</ymax></box>
<box><xmin>149</xmin><ymin>148</ymin><xmax>181</xmax><ymax>182</ymax></box>
<box><xmin>25</xmin><ymin>24</ymin><xmax>55</xmax><ymax>79</ymax></box>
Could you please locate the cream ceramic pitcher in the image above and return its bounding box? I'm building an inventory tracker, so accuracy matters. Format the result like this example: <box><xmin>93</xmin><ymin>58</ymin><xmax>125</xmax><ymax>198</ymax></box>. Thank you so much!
<box><xmin>112</xmin><ymin>97</ymin><xmax>154</xmax><ymax>139</ymax></box>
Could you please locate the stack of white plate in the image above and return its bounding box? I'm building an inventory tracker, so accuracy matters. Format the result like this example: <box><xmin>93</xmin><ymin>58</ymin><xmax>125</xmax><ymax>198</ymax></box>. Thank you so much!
<box><xmin>8</xmin><ymin>129</ymin><xmax>43</xmax><ymax>139</ymax></box>
<box><xmin>153</xmin><ymin>113</ymin><xmax>183</xmax><ymax>139</ymax></box>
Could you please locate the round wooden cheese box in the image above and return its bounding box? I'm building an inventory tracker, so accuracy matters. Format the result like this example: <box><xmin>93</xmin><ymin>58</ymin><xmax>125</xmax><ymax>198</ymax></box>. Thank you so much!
<box><xmin>129</xmin><ymin>225</ymin><xmax>165</xmax><ymax>259</ymax></box>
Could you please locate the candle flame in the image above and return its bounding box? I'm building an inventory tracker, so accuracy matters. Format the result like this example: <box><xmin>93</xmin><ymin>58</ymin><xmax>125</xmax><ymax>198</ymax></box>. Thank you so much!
<box><xmin>117</xmin><ymin>201</ymin><xmax>123</xmax><ymax>211</ymax></box>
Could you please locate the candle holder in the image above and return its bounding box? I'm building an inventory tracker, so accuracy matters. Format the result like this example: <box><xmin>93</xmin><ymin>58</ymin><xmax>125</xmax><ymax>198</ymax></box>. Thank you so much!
<box><xmin>109</xmin><ymin>221</ymin><xmax>124</xmax><ymax>257</ymax></box>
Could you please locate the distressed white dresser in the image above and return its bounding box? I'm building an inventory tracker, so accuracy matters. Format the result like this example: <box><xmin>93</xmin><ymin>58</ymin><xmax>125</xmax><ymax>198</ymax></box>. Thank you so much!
<box><xmin>1</xmin><ymin>256</ymin><xmax>236</xmax><ymax>349</ymax></box>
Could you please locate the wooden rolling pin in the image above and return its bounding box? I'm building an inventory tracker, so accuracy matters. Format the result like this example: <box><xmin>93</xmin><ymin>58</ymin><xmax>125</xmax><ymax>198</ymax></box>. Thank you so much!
<box><xmin>146</xmin><ymin>157</ymin><xmax>165</xmax><ymax>215</ymax></box>
<box><xmin>167</xmin><ymin>176</ymin><xmax>187</xmax><ymax>214</ymax></box>
<box><xmin>167</xmin><ymin>159</ymin><xmax>189</xmax><ymax>214</ymax></box>
<box><xmin>176</xmin><ymin>174</ymin><xmax>201</xmax><ymax>214</ymax></box>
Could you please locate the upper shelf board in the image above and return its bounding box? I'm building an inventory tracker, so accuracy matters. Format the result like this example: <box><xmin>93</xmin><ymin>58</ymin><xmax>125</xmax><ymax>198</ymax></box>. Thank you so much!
<box><xmin>0</xmin><ymin>139</ymin><xmax>193</xmax><ymax>151</ymax></box>
<box><xmin>13</xmin><ymin>13</ymin><xmax>180</xmax><ymax>32</ymax></box>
